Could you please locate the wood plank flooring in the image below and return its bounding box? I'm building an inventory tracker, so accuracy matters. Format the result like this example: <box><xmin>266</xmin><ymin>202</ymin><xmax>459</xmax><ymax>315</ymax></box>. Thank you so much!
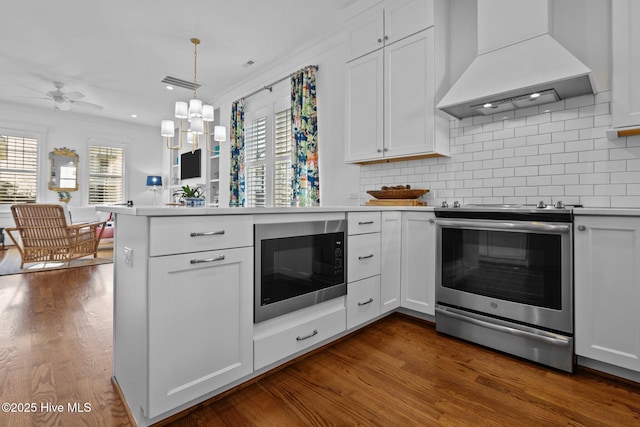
<box><xmin>1</xmin><ymin>265</ymin><xmax>639</xmax><ymax>426</ymax></box>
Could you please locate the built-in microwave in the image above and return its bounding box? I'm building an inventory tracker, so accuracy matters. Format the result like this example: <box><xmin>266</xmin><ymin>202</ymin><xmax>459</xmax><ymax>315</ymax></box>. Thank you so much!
<box><xmin>254</xmin><ymin>220</ymin><xmax>346</xmax><ymax>323</ymax></box>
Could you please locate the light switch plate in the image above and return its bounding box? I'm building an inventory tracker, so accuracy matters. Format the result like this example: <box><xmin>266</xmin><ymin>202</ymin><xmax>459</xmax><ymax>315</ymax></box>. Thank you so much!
<box><xmin>124</xmin><ymin>247</ymin><xmax>133</xmax><ymax>266</ymax></box>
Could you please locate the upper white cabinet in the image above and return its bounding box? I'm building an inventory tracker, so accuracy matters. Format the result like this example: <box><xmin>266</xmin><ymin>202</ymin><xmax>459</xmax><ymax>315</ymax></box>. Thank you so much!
<box><xmin>574</xmin><ymin>215</ymin><xmax>640</xmax><ymax>373</ymax></box>
<box><xmin>344</xmin><ymin>0</ymin><xmax>447</xmax><ymax>163</ymax></box>
<box><xmin>345</xmin><ymin>0</ymin><xmax>434</xmax><ymax>62</ymax></box>
<box><xmin>611</xmin><ymin>0</ymin><xmax>640</xmax><ymax>131</ymax></box>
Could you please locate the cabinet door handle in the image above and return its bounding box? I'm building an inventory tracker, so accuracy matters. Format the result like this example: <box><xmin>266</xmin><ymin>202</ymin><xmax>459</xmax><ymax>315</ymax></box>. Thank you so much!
<box><xmin>190</xmin><ymin>230</ymin><xmax>225</xmax><ymax>237</ymax></box>
<box><xmin>190</xmin><ymin>255</ymin><xmax>225</xmax><ymax>264</ymax></box>
<box><xmin>358</xmin><ymin>220</ymin><xmax>374</xmax><ymax>225</ymax></box>
<box><xmin>296</xmin><ymin>329</ymin><xmax>318</xmax><ymax>341</ymax></box>
<box><xmin>358</xmin><ymin>254</ymin><xmax>374</xmax><ymax>260</ymax></box>
<box><xmin>358</xmin><ymin>297</ymin><xmax>374</xmax><ymax>306</ymax></box>
<box><xmin>429</xmin><ymin>218</ymin><xmax>435</xmax><ymax>224</ymax></box>
<box><xmin>377</xmin><ymin>148</ymin><xmax>382</xmax><ymax>153</ymax></box>
<box><xmin>384</xmin><ymin>35</ymin><xmax>389</xmax><ymax>41</ymax></box>
<box><xmin>377</xmin><ymin>38</ymin><xmax>383</xmax><ymax>43</ymax></box>
<box><xmin>577</xmin><ymin>225</ymin><xmax>586</xmax><ymax>231</ymax></box>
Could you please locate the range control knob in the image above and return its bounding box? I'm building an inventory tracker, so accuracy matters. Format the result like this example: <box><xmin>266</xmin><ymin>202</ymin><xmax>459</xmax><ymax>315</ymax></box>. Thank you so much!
<box><xmin>555</xmin><ymin>200</ymin><xmax>565</xmax><ymax>209</ymax></box>
<box><xmin>453</xmin><ymin>201</ymin><xmax>461</xmax><ymax>208</ymax></box>
<box><xmin>536</xmin><ymin>200</ymin><xmax>547</xmax><ymax>209</ymax></box>
<box><xmin>441</xmin><ymin>201</ymin><xmax>449</xmax><ymax>208</ymax></box>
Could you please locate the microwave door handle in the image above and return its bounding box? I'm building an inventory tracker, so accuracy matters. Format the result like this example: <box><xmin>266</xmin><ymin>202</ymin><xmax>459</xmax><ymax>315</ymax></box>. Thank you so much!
<box><xmin>435</xmin><ymin>219</ymin><xmax>571</xmax><ymax>234</ymax></box>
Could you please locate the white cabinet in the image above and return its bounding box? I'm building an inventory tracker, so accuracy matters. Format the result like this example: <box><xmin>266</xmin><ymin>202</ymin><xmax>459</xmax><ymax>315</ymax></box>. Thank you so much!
<box><xmin>574</xmin><ymin>215</ymin><xmax>640</xmax><ymax>373</ymax></box>
<box><xmin>111</xmin><ymin>214</ymin><xmax>254</xmax><ymax>424</ymax></box>
<box><xmin>147</xmin><ymin>246</ymin><xmax>253</xmax><ymax>418</ymax></box>
<box><xmin>401</xmin><ymin>212</ymin><xmax>436</xmax><ymax>315</ymax></box>
<box><xmin>611</xmin><ymin>0</ymin><xmax>640</xmax><ymax>130</ymax></box>
<box><xmin>345</xmin><ymin>0</ymin><xmax>445</xmax><ymax>163</ymax></box>
<box><xmin>380</xmin><ymin>211</ymin><xmax>401</xmax><ymax>313</ymax></box>
<box><xmin>346</xmin><ymin>212</ymin><xmax>382</xmax><ymax>328</ymax></box>
<box><xmin>345</xmin><ymin>0</ymin><xmax>434</xmax><ymax>62</ymax></box>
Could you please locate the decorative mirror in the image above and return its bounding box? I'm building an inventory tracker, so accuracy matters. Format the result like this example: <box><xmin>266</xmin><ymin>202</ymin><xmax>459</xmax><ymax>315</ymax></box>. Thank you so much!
<box><xmin>49</xmin><ymin>147</ymin><xmax>78</xmax><ymax>191</ymax></box>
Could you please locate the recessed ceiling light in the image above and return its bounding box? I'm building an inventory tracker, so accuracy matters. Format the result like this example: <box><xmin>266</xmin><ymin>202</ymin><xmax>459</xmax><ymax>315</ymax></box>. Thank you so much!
<box><xmin>131</xmin><ymin>114</ymin><xmax>138</xmax><ymax>118</ymax></box>
<box><xmin>530</xmin><ymin>92</ymin><xmax>541</xmax><ymax>98</ymax></box>
<box><xmin>483</xmin><ymin>103</ymin><xmax>493</xmax><ymax>108</ymax></box>
<box><xmin>166</xmin><ymin>85</ymin><xmax>174</xmax><ymax>90</ymax></box>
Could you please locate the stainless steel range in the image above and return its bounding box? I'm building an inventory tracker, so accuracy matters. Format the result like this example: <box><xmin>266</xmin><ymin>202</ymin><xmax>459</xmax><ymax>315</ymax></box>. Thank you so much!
<box><xmin>434</xmin><ymin>201</ymin><xmax>576</xmax><ymax>372</ymax></box>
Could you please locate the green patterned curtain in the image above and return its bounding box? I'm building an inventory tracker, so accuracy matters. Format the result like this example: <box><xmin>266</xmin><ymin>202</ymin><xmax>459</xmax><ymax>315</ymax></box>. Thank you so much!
<box><xmin>229</xmin><ymin>99</ymin><xmax>245</xmax><ymax>207</ymax></box>
<box><xmin>290</xmin><ymin>66</ymin><xmax>319</xmax><ymax>206</ymax></box>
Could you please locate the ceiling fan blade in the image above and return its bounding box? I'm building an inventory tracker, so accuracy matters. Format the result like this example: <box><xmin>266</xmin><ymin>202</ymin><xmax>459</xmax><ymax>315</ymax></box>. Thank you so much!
<box><xmin>64</xmin><ymin>91</ymin><xmax>85</xmax><ymax>100</ymax></box>
<box><xmin>70</xmin><ymin>100</ymin><xmax>103</xmax><ymax>110</ymax></box>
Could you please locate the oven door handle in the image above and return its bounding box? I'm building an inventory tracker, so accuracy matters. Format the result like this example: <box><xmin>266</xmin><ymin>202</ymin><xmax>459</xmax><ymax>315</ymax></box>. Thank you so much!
<box><xmin>435</xmin><ymin>219</ymin><xmax>571</xmax><ymax>234</ymax></box>
<box><xmin>435</xmin><ymin>307</ymin><xmax>571</xmax><ymax>347</ymax></box>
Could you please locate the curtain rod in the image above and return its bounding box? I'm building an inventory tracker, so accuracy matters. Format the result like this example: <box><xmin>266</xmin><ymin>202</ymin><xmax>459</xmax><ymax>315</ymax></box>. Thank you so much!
<box><xmin>240</xmin><ymin>65</ymin><xmax>318</xmax><ymax>101</ymax></box>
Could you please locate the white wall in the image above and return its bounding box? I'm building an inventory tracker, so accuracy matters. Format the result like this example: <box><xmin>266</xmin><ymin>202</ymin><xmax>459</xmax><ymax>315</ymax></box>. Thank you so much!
<box><xmin>211</xmin><ymin>32</ymin><xmax>361</xmax><ymax>207</ymax></box>
<box><xmin>0</xmin><ymin>100</ymin><xmax>160</xmax><ymax>226</ymax></box>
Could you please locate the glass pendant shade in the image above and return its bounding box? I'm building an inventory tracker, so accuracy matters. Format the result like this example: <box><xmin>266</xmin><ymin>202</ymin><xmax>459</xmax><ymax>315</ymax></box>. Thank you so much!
<box><xmin>190</xmin><ymin>117</ymin><xmax>204</xmax><ymax>134</ymax></box>
<box><xmin>175</xmin><ymin>101</ymin><xmax>188</xmax><ymax>119</ymax></box>
<box><xmin>214</xmin><ymin>125</ymin><xmax>226</xmax><ymax>141</ymax></box>
<box><xmin>161</xmin><ymin>120</ymin><xmax>175</xmax><ymax>137</ymax></box>
<box><xmin>202</xmin><ymin>104</ymin><xmax>214</xmax><ymax>122</ymax></box>
<box><xmin>189</xmin><ymin>99</ymin><xmax>203</xmax><ymax>118</ymax></box>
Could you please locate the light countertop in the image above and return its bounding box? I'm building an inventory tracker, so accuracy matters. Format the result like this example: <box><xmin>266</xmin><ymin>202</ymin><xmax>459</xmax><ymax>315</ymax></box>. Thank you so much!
<box><xmin>96</xmin><ymin>205</ymin><xmax>436</xmax><ymax>216</ymax></box>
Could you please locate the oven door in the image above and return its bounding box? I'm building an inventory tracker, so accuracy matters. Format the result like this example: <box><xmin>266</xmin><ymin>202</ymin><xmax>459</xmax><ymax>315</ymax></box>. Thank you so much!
<box><xmin>436</xmin><ymin>219</ymin><xmax>572</xmax><ymax>334</ymax></box>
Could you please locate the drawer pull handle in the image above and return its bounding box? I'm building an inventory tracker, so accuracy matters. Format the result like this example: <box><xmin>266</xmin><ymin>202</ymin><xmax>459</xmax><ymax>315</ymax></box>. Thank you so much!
<box><xmin>577</xmin><ymin>225</ymin><xmax>586</xmax><ymax>231</ymax></box>
<box><xmin>190</xmin><ymin>230</ymin><xmax>225</xmax><ymax>237</ymax></box>
<box><xmin>190</xmin><ymin>255</ymin><xmax>225</xmax><ymax>264</ymax></box>
<box><xmin>358</xmin><ymin>298</ymin><xmax>374</xmax><ymax>306</ymax></box>
<box><xmin>358</xmin><ymin>220</ymin><xmax>374</xmax><ymax>225</ymax></box>
<box><xmin>358</xmin><ymin>254</ymin><xmax>374</xmax><ymax>260</ymax></box>
<box><xmin>296</xmin><ymin>329</ymin><xmax>318</xmax><ymax>341</ymax></box>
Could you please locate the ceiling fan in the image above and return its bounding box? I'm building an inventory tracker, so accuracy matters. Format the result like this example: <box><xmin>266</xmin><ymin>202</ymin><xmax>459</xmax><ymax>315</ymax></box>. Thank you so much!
<box><xmin>39</xmin><ymin>81</ymin><xmax>104</xmax><ymax>111</ymax></box>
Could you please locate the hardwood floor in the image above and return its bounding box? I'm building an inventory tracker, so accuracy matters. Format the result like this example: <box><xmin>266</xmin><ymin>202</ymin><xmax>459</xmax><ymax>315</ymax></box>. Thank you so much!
<box><xmin>1</xmin><ymin>265</ymin><xmax>639</xmax><ymax>426</ymax></box>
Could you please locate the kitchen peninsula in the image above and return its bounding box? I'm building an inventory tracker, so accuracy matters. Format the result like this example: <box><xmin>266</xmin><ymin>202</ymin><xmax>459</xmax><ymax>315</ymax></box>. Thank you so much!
<box><xmin>99</xmin><ymin>205</ymin><xmax>436</xmax><ymax>426</ymax></box>
<box><xmin>99</xmin><ymin>204</ymin><xmax>640</xmax><ymax>426</ymax></box>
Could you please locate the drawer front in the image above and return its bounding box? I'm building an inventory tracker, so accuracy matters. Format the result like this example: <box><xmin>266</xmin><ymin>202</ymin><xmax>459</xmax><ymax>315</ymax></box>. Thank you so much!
<box><xmin>149</xmin><ymin>215</ymin><xmax>253</xmax><ymax>256</ymax></box>
<box><xmin>348</xmin><ymin>232</ymin><xmax>381</xmax><ymax>282</ymax></box>
<box><xmin>348</xmin><ymin>212</ymin><xmax>381</xmax><ymax>235</ymax></box>
<box><xmin>347</xmin><ymin>276</ymin><xmax>381</xmax><ymax>329</ymax></box>
<box><xmin>254</xmin><ymin>306</ymin><xmax>346</xmax><ymax>370</ymax></box>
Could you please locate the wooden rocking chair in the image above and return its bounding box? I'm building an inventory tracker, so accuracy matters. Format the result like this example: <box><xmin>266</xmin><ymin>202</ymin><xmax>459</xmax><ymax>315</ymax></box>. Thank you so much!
<box><xmin>6</xmin><ymin>204</ymin><xmax>107</xmax><ymax>268</ymax></box>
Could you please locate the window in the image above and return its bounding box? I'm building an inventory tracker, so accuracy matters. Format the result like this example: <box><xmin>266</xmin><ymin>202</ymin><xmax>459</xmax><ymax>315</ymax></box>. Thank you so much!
<box><xmin>88</xmin><ymin>145</ymin><xmax>124</xmax><ymax>205</ymax></box>
<box><xmin>0</xmin><ymin>134</ymin><xmax>38</xmax><ymax>204</ymax></box>
<box><xmin>244</xmin><ymin>101</ymin><xmax>293</xmax><ymax>207</ymax></box>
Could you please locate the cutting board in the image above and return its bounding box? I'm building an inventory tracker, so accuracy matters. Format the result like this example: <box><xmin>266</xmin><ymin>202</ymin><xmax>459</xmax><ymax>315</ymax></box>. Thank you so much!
<box><xmin>366</xmin><ymin>199</ymin><xmax>426</xmax><ymax>206</ymax></box>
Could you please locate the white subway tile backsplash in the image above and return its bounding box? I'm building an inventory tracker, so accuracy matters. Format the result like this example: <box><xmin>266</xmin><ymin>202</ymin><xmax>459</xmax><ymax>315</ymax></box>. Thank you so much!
<box><xmin>359</xmin><ymin>91</ymin><xmax>640</xmax><ymax>207</ymax></box>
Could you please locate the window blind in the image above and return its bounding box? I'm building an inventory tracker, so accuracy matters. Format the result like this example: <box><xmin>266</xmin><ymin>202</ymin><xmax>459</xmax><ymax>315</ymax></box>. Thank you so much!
<box><xmin>0</xmin><ymin>135</ymin><xmax>38</xmax><ymax>204</ymax></box>
<box><xmin>274</xmin><ymin>108</ymin><xmax>292</xmax><ymax>207</ymax></box>
<box><xmin>88</xmin><ymin>146</ymin><xmax>124</xmax><ymax>205</ymax></box>
<box><xmin>245</xmin><ymin>116</ymin><xmax>267</xmax><ymax>207</ymax></box>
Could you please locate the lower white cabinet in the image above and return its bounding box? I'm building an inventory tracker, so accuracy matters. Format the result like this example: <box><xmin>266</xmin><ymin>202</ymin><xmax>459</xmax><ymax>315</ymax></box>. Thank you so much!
<box><xmin>347</xmin><ymin>275</ymin><xmax>381</xmax><ymax>329</ymax></box>
<box><xmin>254</xmin><ymin>303</ymin><xmax>346</xmax><ymax>370</ymax></box>
<box><xmin>380</xmin><ymin>211</ymin><xmax>401</xmax><ymax>313</ymax></box>
<box><xmin>401</xmin><ymin>212</ymin><xmax>436</xmax><ymax>315</ymax></box>
<box><xmin>147</xmin><ymin>246</ymin><xmax>253</xmax><ymax>418</ymax></box>
<box><xmin>574</xmin><ymin>215</ymin><xmax>640</xmax><ymax>372</ymax></box>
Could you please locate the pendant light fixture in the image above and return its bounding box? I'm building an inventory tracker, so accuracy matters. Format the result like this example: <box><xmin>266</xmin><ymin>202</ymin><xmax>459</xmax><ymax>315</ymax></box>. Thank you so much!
<box><xmin>161</xmin><ymin>38</ymin><xmax>226</xmax><ymax>154</ymax></box>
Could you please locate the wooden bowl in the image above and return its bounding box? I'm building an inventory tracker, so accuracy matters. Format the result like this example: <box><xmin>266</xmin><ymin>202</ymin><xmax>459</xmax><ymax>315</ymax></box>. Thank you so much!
<box><xmin>367</xmin><ymin>189</ymin><xmax>429</xmax><ymax>199</ymax></box>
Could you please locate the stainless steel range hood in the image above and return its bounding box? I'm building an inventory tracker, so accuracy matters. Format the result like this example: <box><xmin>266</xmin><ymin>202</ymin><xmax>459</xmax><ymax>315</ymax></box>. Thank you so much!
<box><xmin>437</xmin><ymin>0</ymin><xmax>596</xmax><ymax>119</ymax></box>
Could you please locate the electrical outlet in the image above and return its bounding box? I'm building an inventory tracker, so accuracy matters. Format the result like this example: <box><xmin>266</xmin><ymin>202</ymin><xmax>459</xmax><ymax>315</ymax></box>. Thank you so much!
<box><xmin>124</xmin><ymin>247</ymin><xmax>133</xmax><ymax>266</ymax></box>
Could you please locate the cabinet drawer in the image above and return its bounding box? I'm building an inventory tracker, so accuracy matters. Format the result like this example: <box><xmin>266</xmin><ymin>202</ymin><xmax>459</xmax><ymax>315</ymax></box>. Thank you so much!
<box><xmin>348</xmin><ymin>212</ymin><xmax>381</xmax><ymax>235</ymax></box>
<box><xmin>347</xmin><ymin>276</ymin><xmax>381</xmax><ymax>329</ymax></box>
<box><xmin>254</xmin><ymin>306</ymin><xmax>346</xmax><ymax>370</ymax></box>
<box><xmin>348</xmin><ymin>232</ymin><xmax>381</xmax><ymax>282</ymax></box>
<box><xmin>149</xmin><ymin>215</ymin><xmax>253</xmax><ymax>256</ymax></box>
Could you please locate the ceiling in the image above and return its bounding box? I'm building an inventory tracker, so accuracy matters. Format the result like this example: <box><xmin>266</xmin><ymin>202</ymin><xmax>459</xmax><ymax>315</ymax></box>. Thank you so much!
<box><xmin>0</xmin><ymin>0</ymin><xmax>362</xmax><ymax>128</ymax></box>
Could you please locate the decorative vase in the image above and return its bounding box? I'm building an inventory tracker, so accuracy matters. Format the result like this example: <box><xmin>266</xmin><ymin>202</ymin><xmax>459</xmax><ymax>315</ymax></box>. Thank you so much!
<box><xmin>185</xmin><ymin>197</ymin><xmax>206</xmax><ymax>207</ymax></box>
